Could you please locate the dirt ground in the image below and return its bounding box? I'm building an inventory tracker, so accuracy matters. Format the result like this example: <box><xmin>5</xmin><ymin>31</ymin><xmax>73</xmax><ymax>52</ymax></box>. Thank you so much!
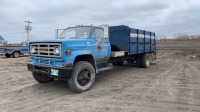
<box><xmin>0</xmin><ymin>47</ymin><xmax>200</xmax><ymax>112</ymax></box>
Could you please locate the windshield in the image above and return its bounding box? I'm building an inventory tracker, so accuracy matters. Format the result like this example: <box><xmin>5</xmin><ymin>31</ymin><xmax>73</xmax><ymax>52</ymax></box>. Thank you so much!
<box><xmin>58</xmin><ymin>27</ymin><xmax>91</xmax><ymax>39</ymax></box>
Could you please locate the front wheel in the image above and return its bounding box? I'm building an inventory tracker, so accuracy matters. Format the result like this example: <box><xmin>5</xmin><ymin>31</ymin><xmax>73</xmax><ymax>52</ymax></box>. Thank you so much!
<box><xmin>68</xmin><ymin>61</ymin><xmax>95</xmax><ymax>93</ymax></box>
<box><xmin>32</xmin><ymin>72</ymin><xmax>55</xmax><ymax>83</ymax></box>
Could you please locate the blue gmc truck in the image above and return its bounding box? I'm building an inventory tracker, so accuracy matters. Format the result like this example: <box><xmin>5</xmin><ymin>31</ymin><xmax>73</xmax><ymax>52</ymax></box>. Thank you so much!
<box><xmin>27</xmin><ymin>25</ymin><xmax>157</xmax><ymax>92</ymax></box>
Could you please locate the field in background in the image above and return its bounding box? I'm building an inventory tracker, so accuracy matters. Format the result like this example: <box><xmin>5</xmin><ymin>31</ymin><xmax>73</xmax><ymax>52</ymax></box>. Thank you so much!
<box><xmin>0</xmin><ymin>39</ymin><xmax>200</xmax><ymax>112</ymax></box>
<box><xmin>157</xmin><ymin>39</ymin><xmax>200</xmax><ymax>60</ymax></box>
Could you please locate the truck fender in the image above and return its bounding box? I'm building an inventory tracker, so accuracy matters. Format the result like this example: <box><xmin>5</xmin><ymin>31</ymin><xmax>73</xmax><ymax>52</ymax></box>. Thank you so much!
<box><xmin>73</xmin><ymin>54</ymin><xmax>97</xmax><ymax>74</ymax></box>
<box><xmin>11</xmin><ymin>50</ymin><xmax>21</xmax><ymax>54</ymax></box>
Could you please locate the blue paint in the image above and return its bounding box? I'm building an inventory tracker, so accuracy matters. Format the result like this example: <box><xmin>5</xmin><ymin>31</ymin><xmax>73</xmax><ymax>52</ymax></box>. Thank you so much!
<box><xmin>109</xmin><ymin>25</ymin><xmax>156</xmax><ymax>54</ymax></box>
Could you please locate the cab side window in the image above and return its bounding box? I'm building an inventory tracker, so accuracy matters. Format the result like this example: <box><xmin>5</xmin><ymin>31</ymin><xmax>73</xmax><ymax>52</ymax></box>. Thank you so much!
<box><xmin>94</xmin><ymin>28</ymin><xmax>104</xmax><ymax>40</ymax></box>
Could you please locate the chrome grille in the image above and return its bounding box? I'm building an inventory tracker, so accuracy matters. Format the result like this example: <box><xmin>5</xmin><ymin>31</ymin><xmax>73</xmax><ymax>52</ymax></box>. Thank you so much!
<box><xmin>30</xmin><ymin>43</ymin><xmax>61</xmax><ymax>58</ymax></box>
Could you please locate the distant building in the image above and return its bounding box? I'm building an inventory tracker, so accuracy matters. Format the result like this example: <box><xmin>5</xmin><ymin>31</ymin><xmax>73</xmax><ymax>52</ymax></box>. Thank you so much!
<box><xmin>0</xmin><ymin>35</ymin><xmax>7</xmax><ymax>46</ymax></box>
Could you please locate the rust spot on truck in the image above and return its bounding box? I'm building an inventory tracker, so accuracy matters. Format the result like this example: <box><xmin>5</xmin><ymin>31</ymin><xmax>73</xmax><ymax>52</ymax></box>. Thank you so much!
<box><xmin>97</xmin><ymin>45</ymin><xmax>103</xmax><ymax>52</ymax></box>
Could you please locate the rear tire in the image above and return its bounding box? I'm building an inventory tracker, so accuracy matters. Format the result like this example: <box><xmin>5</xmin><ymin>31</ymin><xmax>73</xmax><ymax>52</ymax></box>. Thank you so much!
<box><xmin>32</xmin><ymin>72</ymin><xmax>55</xmax><ymax>83</ymax></box>
<box><xmin>68</xmin><ymin>61</ymin><xmax>95</xmax><ymax>93</ymax></box>
<box><xmin>12</xmin><ymin>51</ymin><xmax>20</xmax><ymax>58</ymax></box>
<box><xmin>5</xmin><ymin>53</ymin><xmax>11</xmax><ymax>58</ymax></box>
<box><xmin>141</xmin><ymin>53</ymin><xmax>150</xmax><ymax>68</ymax></box>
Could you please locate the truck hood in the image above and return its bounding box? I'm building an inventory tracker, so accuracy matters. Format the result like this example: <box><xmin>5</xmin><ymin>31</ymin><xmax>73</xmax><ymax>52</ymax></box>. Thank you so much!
<box><xmin>30</xmin><ymin>39</ymin><xmax>87</xmax><ymax>43</ymax></box>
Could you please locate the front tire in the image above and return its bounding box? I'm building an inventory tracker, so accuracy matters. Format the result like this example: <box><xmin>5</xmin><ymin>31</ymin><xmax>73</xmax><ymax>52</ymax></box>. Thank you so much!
<box><xmin>32</xmin><ymin>72</ymin><xmax>55</xmax><ymax>83</ymax></box>
<box><xmin>68</xmin><ymin>61</ymin><xmax>95</xmax><ymax>93</ymax></box>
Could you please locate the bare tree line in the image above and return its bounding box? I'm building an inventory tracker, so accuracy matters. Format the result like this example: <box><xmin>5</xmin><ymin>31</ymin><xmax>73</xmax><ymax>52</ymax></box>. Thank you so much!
<box><xmin>173</xmin><ymin>33</ymin><xmax>200</xmax><ymax>40</ymax></box>
<box><xmin>157</xmin><ymin>33</ymin><xmax>200</xmax><ymax>41</ymax></box>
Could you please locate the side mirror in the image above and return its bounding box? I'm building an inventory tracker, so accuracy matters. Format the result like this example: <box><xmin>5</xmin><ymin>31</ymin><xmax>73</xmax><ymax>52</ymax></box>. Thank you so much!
<box><xmin>103</xmin><ymin>25</ymin><xmax>109</xmax><ymax>38</ymax></box>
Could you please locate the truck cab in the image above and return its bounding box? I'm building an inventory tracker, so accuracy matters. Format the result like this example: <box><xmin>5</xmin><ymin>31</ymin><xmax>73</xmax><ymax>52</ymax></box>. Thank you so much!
<box><xmin>27</xmin><ymin>25</ymin><xmax>111</xmax><ymax>92</ymax></box>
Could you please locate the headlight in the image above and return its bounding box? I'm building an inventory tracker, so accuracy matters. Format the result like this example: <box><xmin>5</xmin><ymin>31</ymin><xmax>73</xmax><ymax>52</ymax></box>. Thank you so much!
<box><xmin>54</xmin><ymin>47</ymin><xmax>60</xmax><ymax>55</ymax></box>
<box><xmin>30</xmin><ymin>47</ymin><xmax>35</xmax><ymax>53</ymax></box>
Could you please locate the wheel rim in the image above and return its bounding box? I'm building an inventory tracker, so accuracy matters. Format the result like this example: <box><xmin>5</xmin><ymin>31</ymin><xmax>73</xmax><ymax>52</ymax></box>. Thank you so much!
<box><xmin>77</xmin><ymin>69</ymin><xmax>91</xmax><ymax>86</ymax></box>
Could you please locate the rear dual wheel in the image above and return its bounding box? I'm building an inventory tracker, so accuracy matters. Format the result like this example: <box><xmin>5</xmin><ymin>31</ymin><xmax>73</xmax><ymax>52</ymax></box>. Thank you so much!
<box><xmin>136</xmin><ymin>53</ymin><xmax>151</xmax><ymax>68</ymax></box>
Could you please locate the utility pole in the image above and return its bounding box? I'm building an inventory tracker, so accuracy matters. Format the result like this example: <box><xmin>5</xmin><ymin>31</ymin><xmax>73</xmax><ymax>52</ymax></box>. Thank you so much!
<box><xmin>24</xmin><ymin>21</ymin><xmax>32</xmax><ymax>42</ymax></box>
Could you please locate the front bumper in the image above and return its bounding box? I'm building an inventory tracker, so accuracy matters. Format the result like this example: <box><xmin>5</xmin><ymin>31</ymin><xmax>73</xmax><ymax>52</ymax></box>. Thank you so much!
<box><xmin>27</xmin><ymin>62</ymin><xmax>73</xmax><ymax>78</ymax></box>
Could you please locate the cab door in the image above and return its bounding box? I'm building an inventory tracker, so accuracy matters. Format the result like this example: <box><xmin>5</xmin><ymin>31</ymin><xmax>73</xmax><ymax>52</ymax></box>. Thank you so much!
<box><xmin>92</xmin><ymin>28</ymin><xmax>110</xmax><ymax>60</ymax></box>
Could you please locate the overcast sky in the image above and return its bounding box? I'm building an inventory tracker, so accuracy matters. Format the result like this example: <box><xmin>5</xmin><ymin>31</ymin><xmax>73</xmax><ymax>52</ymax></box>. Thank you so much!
<box><xmin>0</xmin><ymin>0</ymin><xmax>200</xmax><ymax>43</ymax></box>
